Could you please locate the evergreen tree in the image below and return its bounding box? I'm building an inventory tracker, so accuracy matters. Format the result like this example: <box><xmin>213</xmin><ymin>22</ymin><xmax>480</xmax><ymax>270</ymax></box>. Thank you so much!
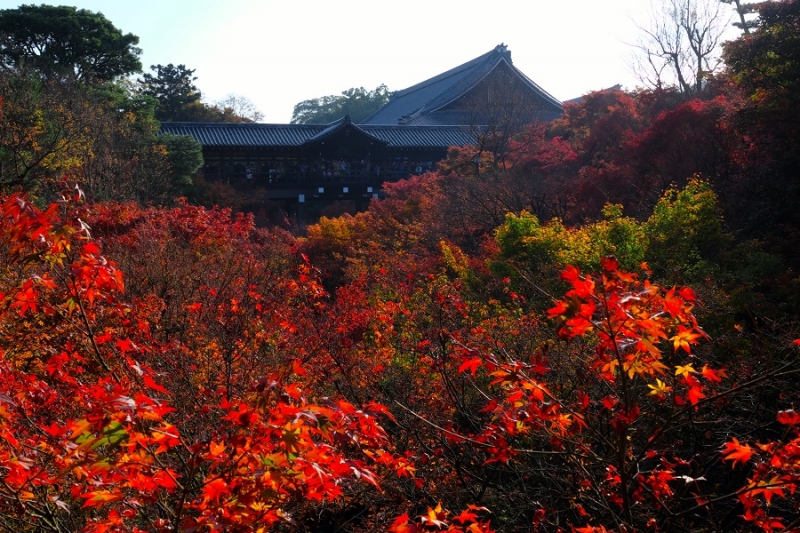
<box><xmin>0</xmin><ymin>4</ymin><xmax>141</xmax><ymax>82</ymax></box>
<box><xmin>139</xmin><ymin>63</ymin><xmax>212</xmax><ymax>121</ymax></box>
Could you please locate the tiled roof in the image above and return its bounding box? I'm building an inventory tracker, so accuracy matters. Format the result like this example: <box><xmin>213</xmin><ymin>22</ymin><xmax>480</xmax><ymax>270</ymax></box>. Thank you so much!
<box><xmin>399</xmin><ymin>108</ymin><xmax>562</xmax><ymax>126</ymax></box>
<box><xmin>160</xmin><ymin>122</ymin><xmax>476</xmax><ymax>149</ymax></box>
<box><xmin>160</xmin><ymin>122</ymin><xmax>322</xmax><ymax>147</ymax></box>
<box><xmin>364</xmin><ymin>126</ymin><xmax>475</xmax><ymax>147</ymax></box>
<box><xmin>304</xmin><ymin>115</ymin><xmax>351</xmax><ymax>143</ymax></box>
<box><xmin>160</xmin><ymin>45</ymin><xmax>561</xmax><ymax>149</ymax></box>
<box><xmin>361</xmin><ymin>44</ymin><xmax>562</xmax><ymax>125</ymax></box>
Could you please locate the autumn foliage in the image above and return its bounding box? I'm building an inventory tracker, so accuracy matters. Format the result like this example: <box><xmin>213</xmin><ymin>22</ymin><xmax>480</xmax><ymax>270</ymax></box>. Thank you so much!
<box><xmin>0</xmin><ymin>192</ymin><xmax>410</xmax><ymax>531</ymax></box>
<box><xmin>3</xmin><ymin>3</ymin><xmax>800</xmax><ymax>531</ymax></box>
<box><xmin>0</xmin><ymin>187</ymin><xmax>797</xmax><ymax>531</ymax></box>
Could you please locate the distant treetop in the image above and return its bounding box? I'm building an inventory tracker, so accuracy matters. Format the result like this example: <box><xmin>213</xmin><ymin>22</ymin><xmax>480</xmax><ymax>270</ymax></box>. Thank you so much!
<box><xmin>291</xmin><ymin>85</ymin><xmax>392</xmax><ymax>124</ymax></box>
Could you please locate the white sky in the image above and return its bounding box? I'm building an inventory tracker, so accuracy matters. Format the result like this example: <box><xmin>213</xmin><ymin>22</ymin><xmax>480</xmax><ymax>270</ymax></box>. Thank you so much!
<box><xmin>0</xmin><ymin>0</ymin><xmax>743</xmax><ymax>123</ymax></box>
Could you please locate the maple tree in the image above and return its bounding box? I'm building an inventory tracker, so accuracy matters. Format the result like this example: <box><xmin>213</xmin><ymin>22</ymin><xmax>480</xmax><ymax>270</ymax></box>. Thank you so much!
<box><xmin>721</xmin><ymin>409</ymin><xmax>800</xmax><ymax>531</ymax></box>
<box><xmin>0</xmin><ymin>185</ymin><xmax>797</xmax><ymax>531</ymax></box>
<box><xmin>303</xmin><ymin>203</ymin><xmax>796</xmax><ymax>530</ymax></box>
<box><xmin>0</xmin><ymin>70</ymin><xmax>201</xmax><ymax>202</ymax></box>
<box><xmin>389</xmin><ymin>256</ymin><xmax>798</xmax><ymax>531</ymax></box>
<box><xmin>0</xmin><ymin>191</ymin><xmax>413</xmax><ymax>532</ymax></box>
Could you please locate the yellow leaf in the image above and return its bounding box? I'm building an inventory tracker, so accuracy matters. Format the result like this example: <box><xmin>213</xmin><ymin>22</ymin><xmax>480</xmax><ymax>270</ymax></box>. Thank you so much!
<box><xmin>675</xmin><ymin>364</ymin><xmax>696</xmax><ymax>378</ymax></box>
<box><xmin>648</xmin><ymin>379</ymin><xmax>672</xmax><ymax>395</ymax></box>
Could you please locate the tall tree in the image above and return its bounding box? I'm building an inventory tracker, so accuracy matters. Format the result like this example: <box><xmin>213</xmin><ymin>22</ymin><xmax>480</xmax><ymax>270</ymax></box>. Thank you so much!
<box><xmin>139</xmin><ymin>63</ymin><xmax>210</xmax><ymax>122</ymax></box>
<box><xmin>724</xmin><ymin>0</ymin><xmax>800</xmax><ymax>104</ymax></box>
<box><xmin>0</xmin><ymin>72</ymin><xmax>95</xmax><ymax>191</ymax></box>
<box><xmin>160</xmin><ymin>133</ymin><xmax>204</xmax><ymax>186</ymax></box>
<box><xmin>0</xmin><ymin>4</ymin><xmax>141</xmax><ymax>82</ymax></box>
<box><xmin>78</xmin><ymin>82</ymin><xmax>205</xmax><ymax>203</ymax></box>
<box><xmin>633</xmin><ymin>0</ymin><xmax>731</xmax><ymax>95</ymax></box>
<box><xmin>291</xmin><ymin>84</ymin><xmax>392</xmax><ymax>124</ymax></box>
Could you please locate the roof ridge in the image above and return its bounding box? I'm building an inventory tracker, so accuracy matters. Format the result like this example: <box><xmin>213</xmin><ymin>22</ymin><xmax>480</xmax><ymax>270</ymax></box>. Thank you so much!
<box><xmin>303</xmin><ymin>117</ymin><xmax>386</xmax><ymax>145</ymax></box>
<box><xmin>391</xmin><ymin>45</ymin><xmax>507</xmax><ymax>99</ymax></box>
<box><xmin>419</xmin><ymin>56</ymin><xmax>558</xmax><ymax>118</ymax></box>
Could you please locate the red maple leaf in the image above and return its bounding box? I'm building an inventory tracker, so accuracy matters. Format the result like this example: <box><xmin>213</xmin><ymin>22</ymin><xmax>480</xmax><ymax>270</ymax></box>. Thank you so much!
<box><xmin>721</xmin><ymin>438</ymin><xmax>755</xmax><ymax>467</ymax></box>
<box><xmin>458</xmin><ymin>357</ymin><xmax>483</xmax><ymax>376</ymax></box>
<box><xmin>777</xmin><ymin>409</ymin><xmax>800</xmax><ymax>426</ymax></box>
<box><xmin>202</xmin><ymin>478</ymin><xmax>228</xmax><ymax>501</ymax></box>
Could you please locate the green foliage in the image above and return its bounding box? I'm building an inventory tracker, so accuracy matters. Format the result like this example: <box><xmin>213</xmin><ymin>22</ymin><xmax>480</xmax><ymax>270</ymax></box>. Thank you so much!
<box><xmin>494</xmin><ymin>178</ymin><xmax>723</xmax><ymax>283</ymax></box>
<box><xmin>645</xmin><ymin>177</ymin><xmax>725</xmax><ymax>279</ymax></box>
<box><xmin>0</xmin><ymin>68</ymin><xmax>197</xmax><ymax>203</ymax></box>
<box><xmin>724</xmin><ymin>0</ymin><xmax>800</xmax><ymax>102</ymax></box>
<box><xmin>0</xmin><ymin>72</ymin><xmax>93</xmax><ymax>191</ymax></box>
<box><xmin>160</xmin><ymin>133</ymin><xmax>204</xmax><ymax>186</ymax></box>
<box><xmin>722</xmin><ymin>0</ymin><xmax>800</xmax><ymax>262</ymax></box>
<box><xmin>139</xmin><ymin>63</ymin><xmax>206</xmax><ymax>122</ymax></box>
<box><xmin>291</xmin><ymin>84</ymin><xmax>392</xmax><ymax>124</ymax></box>
<box><xmin>494</xmin><ymin>211</ymin><xmax>559</xmax><ymax>267</ymax></box>
<box><xmin>495</xmin><ymin>208</ymin><xmax>646</xmax><ymax>274</ymax></box>
<box><xmin>0</xmin><ymin>4</ymin><xmax>141</xmax><ymax>82</ymax></box>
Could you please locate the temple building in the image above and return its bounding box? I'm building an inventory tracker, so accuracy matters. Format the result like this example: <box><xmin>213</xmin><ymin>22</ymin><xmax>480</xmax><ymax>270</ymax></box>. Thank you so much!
<box><xmin>361</xmin><ymin>44</ymin><xmax>562</xmax><ymax>126</ymax></box>
<box><xmin>160</xmin><ymin>44</ymin><xmax>562</xmax><ymax>210</ymax></box>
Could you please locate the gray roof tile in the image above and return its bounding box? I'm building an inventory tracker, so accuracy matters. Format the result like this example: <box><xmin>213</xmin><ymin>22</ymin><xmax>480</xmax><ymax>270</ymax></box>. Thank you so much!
<box><xmin>160</xmin><ymin>122</ymin><xmax>476</xmax><ymax>149</ymax></box>
<box><xmin>160</xmin><ymin>123</ymin><xmax>322</xmax><ymax>147</ymax></box>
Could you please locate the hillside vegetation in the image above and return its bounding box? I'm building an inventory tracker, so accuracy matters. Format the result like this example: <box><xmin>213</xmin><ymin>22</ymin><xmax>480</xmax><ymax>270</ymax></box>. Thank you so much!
<box><xmin>1</xmin><ymin>1</ymin><xmax>800</xmax><ymax>532</ymax></box>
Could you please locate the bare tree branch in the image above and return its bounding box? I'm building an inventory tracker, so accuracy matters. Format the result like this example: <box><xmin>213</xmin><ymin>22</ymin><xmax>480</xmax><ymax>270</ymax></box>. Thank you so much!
<box><xmin>633</xmin><ymin>0</ymin><xmax>732</xmax><ymax>95</ymax></box>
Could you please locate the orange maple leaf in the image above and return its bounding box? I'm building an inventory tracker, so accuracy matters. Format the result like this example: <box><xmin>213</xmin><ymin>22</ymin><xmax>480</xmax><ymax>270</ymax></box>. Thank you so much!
<box><xmin>700</xmin><ymin>364</ymin><xmax>724</xmax><ymax>382</ymax></box>
<box><xmin>208</xmin><ymin>441</ymin><xmax>226</xmax><ymax>457</ymax></box>
<box><xmin>80</xmin><ymin>489</ymin><xmax>123</xmax><ymax>508</ymax></box>
<box><xmin>721</xmin><ymin>437</ymin><xmax>755</xmax><ymax>467</ymax></box>
<box><xmin>388</xmin><ymin>513</ymin><xmax>418</xmax><ymax>533</ymax></box>
<box><xmin>671</xmin><ymin>327</ymin><xmax>702</xmax><ymax>354</ymax></box>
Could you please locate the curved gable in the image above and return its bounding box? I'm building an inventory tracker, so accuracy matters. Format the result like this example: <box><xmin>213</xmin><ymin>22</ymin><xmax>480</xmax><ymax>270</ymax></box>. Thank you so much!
<box><xmin>361</xmin><ymin>44</ymin><xmax>562</xmax><ymax>126</ymax></box>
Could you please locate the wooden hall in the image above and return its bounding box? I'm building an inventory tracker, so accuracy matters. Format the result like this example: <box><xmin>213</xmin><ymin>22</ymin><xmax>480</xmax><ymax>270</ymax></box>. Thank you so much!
<box><xmin>160</xmin><ymin>44</ymin><xmax>563</xmax><ymax>210</ymax></box>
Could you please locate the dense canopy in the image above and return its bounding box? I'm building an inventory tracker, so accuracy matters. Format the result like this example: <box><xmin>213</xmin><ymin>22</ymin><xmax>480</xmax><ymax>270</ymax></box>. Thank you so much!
<box><xmin>291</xmin><ymin>84</ymin><xmax>392</xmax><ymax>124</ymax></box>
<box><xmin>0</xmin><ymin>4</ymin><xmax>141</xmax><ymax>81</ymax></box>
